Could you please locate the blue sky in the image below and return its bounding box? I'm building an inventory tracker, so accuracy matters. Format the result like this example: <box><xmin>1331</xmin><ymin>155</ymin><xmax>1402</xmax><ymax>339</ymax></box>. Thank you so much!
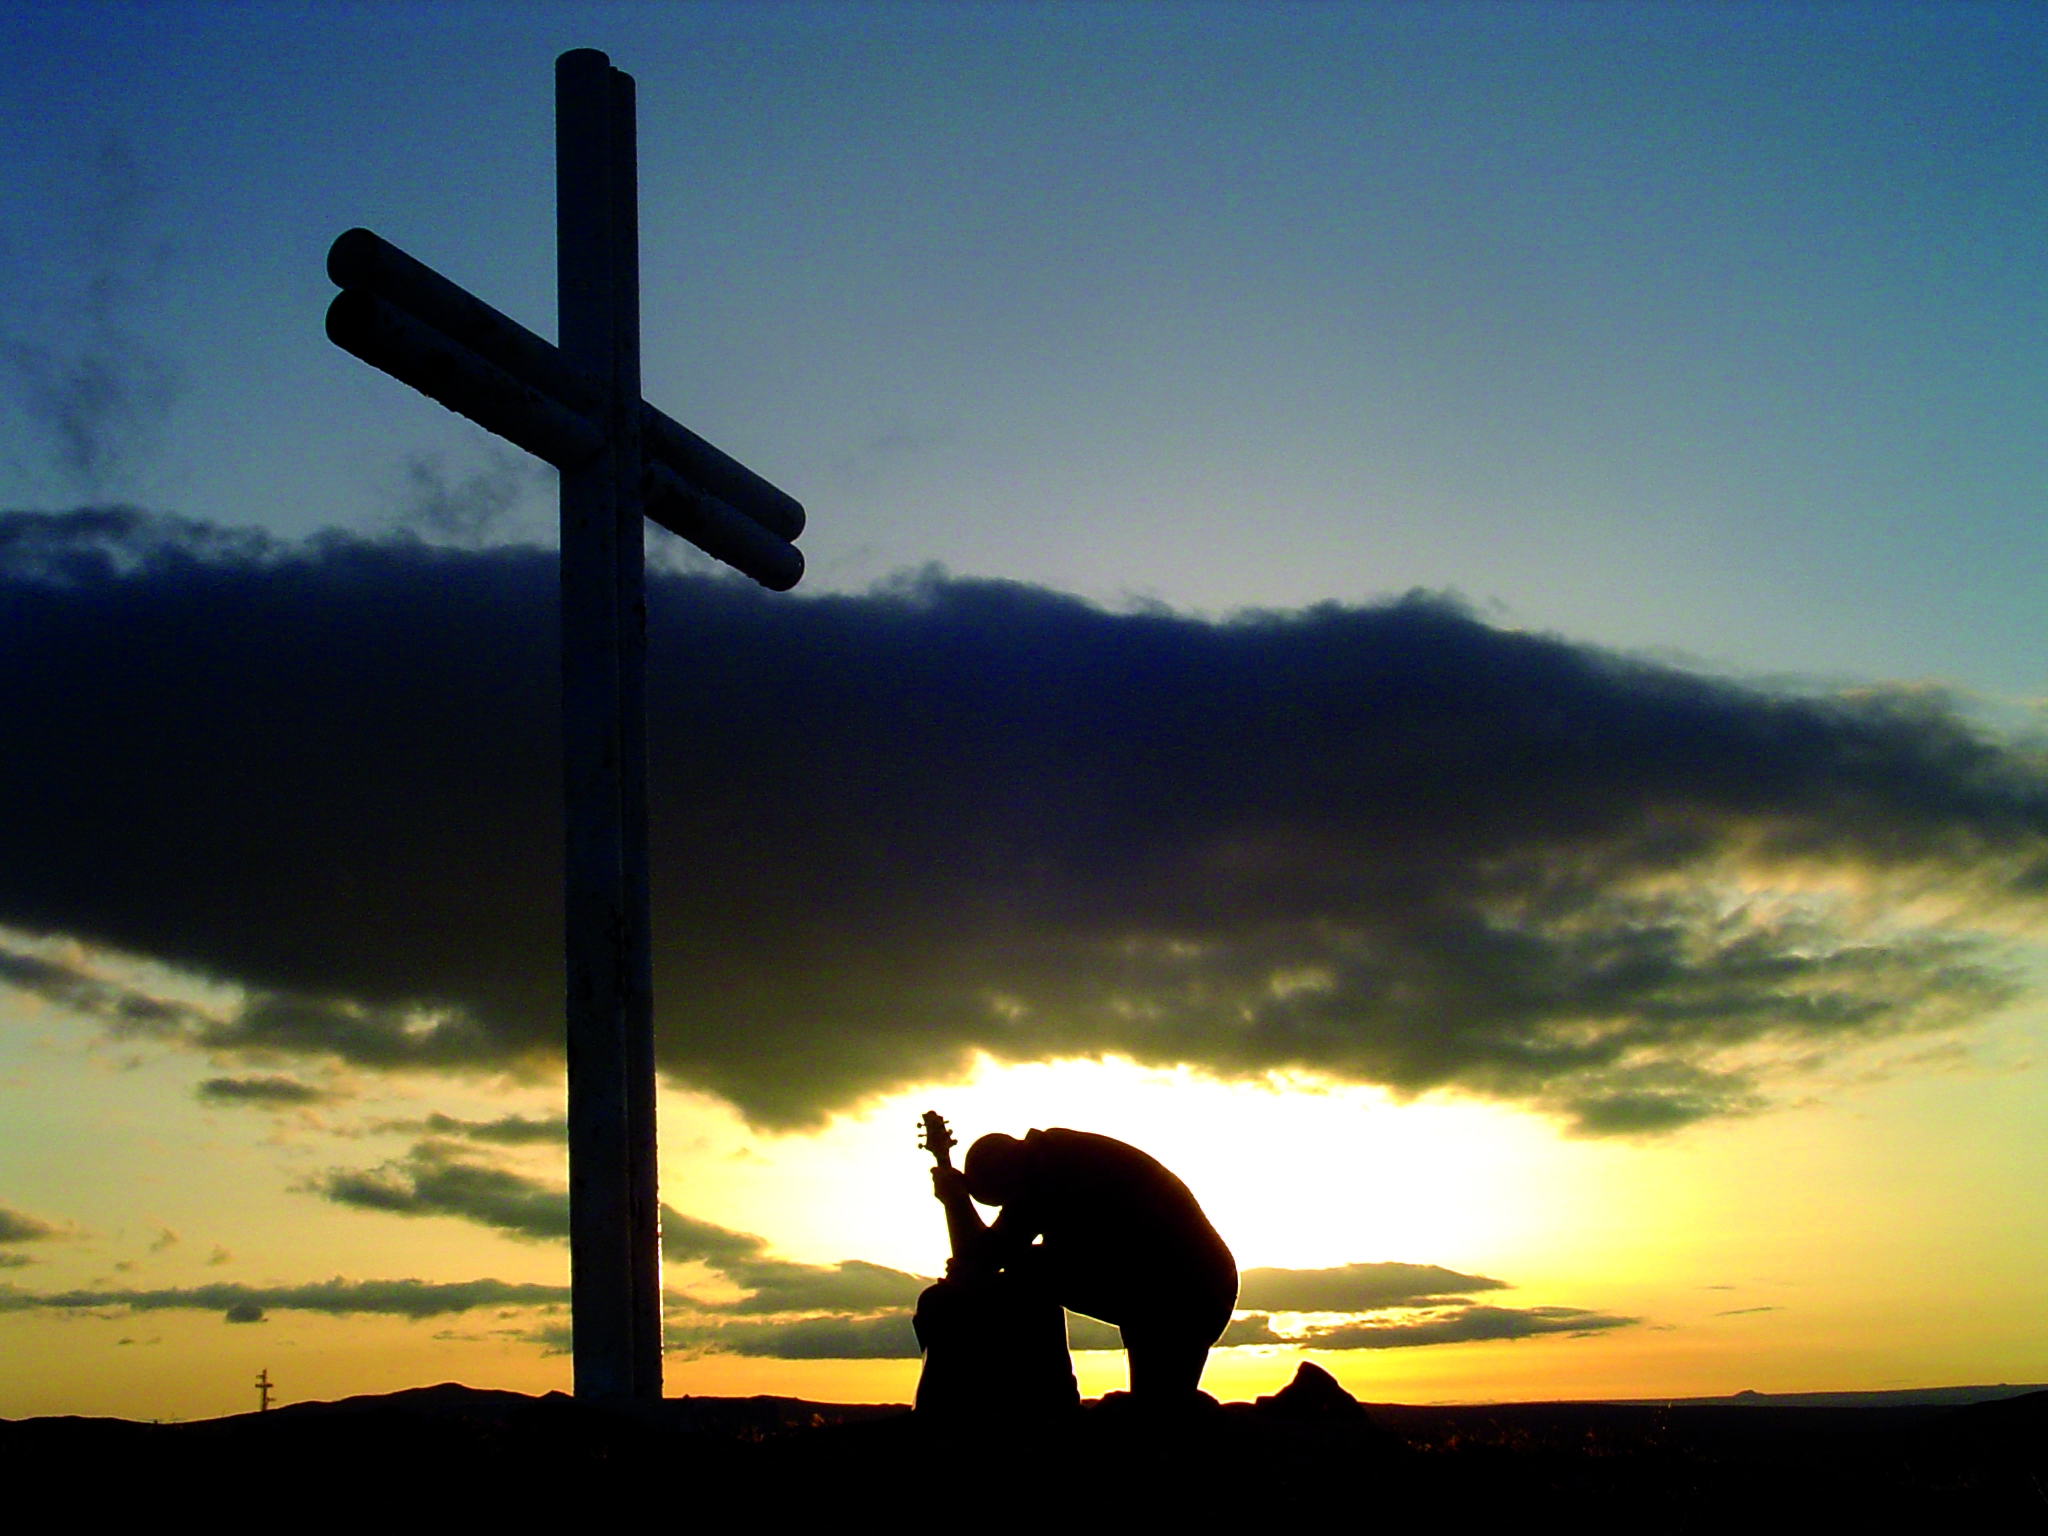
<box><xmin>3</xmin><ymin>1</ymin><xmax>2042</xmax><ymax>693</ymax></box>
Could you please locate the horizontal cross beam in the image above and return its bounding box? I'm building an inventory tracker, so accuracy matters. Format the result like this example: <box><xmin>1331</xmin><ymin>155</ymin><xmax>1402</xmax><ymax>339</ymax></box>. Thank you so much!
<box><xmin>327</xmin><ymin>287</ymin><xmax>606</xmax><ymax>467</ymax></box>
<box><xmin>326</xmin><ymin>226</ymin><xmax>805</xmax><ymax>588</ymax></box>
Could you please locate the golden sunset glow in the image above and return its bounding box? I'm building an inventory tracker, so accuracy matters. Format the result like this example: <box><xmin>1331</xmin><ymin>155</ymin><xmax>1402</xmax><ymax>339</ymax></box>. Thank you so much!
<box><xmin>4</xmin><ymin>925</ymin><xmax>2043</xmax><ymax>1419</ymax></box>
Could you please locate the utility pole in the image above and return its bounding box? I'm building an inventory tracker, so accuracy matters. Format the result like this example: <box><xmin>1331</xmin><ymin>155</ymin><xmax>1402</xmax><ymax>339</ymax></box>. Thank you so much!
<box><xmin>255</xmin><ymin>1368</ymin><xmax>275</xmax><ymax>1413</ymax></box>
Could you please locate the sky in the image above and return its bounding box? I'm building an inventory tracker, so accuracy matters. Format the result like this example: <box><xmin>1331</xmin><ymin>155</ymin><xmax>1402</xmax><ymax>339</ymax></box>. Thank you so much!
<box><xmin>0</xmin><ymin>1</ymin><xmax>2044</xmax><ymax>1420</ymax></box>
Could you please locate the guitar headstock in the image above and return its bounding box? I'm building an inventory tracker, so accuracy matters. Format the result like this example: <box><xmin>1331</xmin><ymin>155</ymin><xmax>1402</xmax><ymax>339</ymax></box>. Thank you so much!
<box><xmin>918</xmin><ymin>1110</ymin><xmax>955</xmax><ymax>1167</ymax></box>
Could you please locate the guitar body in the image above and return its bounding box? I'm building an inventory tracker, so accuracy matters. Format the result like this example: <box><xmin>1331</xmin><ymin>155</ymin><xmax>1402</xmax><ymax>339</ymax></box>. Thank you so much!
<box><xmin>914</xmin><ymin>1112</ymin><xmax>1078</xmax><ymax>1418</ymax></box>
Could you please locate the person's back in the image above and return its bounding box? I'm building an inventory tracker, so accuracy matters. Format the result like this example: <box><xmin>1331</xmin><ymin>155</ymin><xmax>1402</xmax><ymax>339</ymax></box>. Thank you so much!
<box><xmin>1003</xmin><ymin>1128</ymin><xmax>1236</xmax><ymax>1335</ymax></box>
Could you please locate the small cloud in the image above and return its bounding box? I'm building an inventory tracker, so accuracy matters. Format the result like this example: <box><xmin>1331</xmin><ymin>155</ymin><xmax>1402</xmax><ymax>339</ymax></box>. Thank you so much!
<box><xmin>114</xmin><ymin>1259</ymin><xmax>136</xmax><ymax>1273</ymax></box>
<box><xmin>693</xmin><ymin>1257</ymin><xmax>928</xmax><ymax>1318</ymax></box>
<box><xmin>0</xmin><ymin>137</ymin><xmax>179</xmax><ymax>499</ymax></box>
<box><xmin>1301</xmin><ymin>1304</ymin><xmax>1640</xmax><ymax>1350</ymax></box>
<box><xmin>197</xmin><ymin>1075</ymin><xmax>329</xmax><ymax>1107</ymax></box>
<box><xmin>148</xmin><ymin>1225</ymin><xmax>179</xmax><ymax>1252</ymax></box>
<box><xmin>389</xmin><ymin>448</ymin><xmax>544</xmax><ymax>545</ymax></box>
<box><xmin>862</xmin><ymin>421</ymin><xmax>955</xmax><ymax>457</ymax></box>
<box><xmin>0</xmin><ymin>939</ymin><xmax>221</xmax><ymax>1039</ymax></box>
<box><xmin>0</xmin><ymin>1277</ymin><xmax>571</xmax><ymax>1321</ymax></box>
<box><xmin>1562</xmin><ymin>1088</ymin><xmax>1754</xmax><ymax>1137</ymax></box>
<box><xmin>310</xmin><ymin>1141</ymin><xmax>567</xmax><ymax>1243</ymax></box>
<box><xmin>223</xmin><ymin>1302</ymin><xmax>266</xmax><ymax>1324</ymax></box>
<box><xmin>1715</xmin><ymin>1305</ymin><xmax>1781</xmax><ymax>1317</ymax></box>
<box><xmin>1238</xmin><ymin>1262</ymin><xmax>1508</xmax><ymax>1312</ymax></box>
<box><xmin>828</xmin><ymin>420</ymin><xmax>957</xmax><ymax>492</ymax></box>
<box><xmin>669</xmin><ymin>1311</ymin><xmax>922</xmax><ymax>1360</ymax></box>
<box><xmin>393</xmin><ymin>1112</ymin><xmax>566</xmax><ymax>1146</ymax></box>
<box><xmin>0</xmin><ymin>1203</ymin><xmax>68</xmax><ymax>1245</ymax></box>
<box><xmin>1218</xmin><ymin>1313</ymin><xmax>1285</xmax><ymax>1347</ymax></box>
<box><xmin>527</xmin><ymin>1320</ymin><xmax>574</xmax><ymax>1356</ymax></box>
<box><xmin>205</xmin><ymin>1245</ymin><xmax>232</xmax><ymax>1266</ymax></box>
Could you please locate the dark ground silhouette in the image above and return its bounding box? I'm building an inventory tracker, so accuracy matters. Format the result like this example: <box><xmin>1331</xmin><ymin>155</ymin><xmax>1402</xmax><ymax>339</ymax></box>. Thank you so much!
<box><xmin>8</xmin><ymin>1370</ymin><xmax>2044</xmax><ymax>1524</ymax></box>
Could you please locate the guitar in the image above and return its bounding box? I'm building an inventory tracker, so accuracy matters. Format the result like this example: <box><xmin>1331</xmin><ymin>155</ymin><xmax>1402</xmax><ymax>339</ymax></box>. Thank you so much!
<box><xmin>919</xmin><ymin>1110</ymin><xmax>989</xmax><ymax>1279</ymax></box>
<box><xmin>918</xmin><ymin>1108</ymin><xmax>956</xmax><ymax>1170</ymax></box>
<box><xmin>914</xmin><ymin>1112</ymin><xmax>1078</xmax><ymax>1415</ymax></box>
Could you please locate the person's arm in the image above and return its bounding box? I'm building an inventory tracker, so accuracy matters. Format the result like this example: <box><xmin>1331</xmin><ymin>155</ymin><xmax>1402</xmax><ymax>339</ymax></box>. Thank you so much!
<box><xmin>931</xmin><ymin>1164</ymin><xmax>994</xmax><ymax>1277</ymax></box>
<box><xmin>931</xmin><ymin>1168</ymin><xmax>1038</xmax><ymax>1277</ymax></box>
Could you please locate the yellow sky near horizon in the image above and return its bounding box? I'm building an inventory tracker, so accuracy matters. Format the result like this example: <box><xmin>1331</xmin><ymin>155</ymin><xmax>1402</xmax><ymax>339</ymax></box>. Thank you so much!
<box><xmin>2</xmin><ymin>945</ymin><xmax>2043</xmax><ymax>1423</ymax></box>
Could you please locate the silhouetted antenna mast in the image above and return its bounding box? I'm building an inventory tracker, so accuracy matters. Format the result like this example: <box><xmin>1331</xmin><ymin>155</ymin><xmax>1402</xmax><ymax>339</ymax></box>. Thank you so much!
<box><xmin>322</xmin><ymin>49</ymin><xmax>808</xmax><ymax>1403</ymax></box>
<box><xmin>255</xmin><ymin>1368</ymin><xmax>274</xmax><ymax>1413</ymax></box>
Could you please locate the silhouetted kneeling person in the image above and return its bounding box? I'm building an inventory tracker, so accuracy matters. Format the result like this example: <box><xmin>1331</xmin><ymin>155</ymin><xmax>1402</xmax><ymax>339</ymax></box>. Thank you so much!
<box><xmin>914</xmin><ymin>1113</ymin><xmax>1075</xmax><ymax>1419</ymax></box>
<box><xmin>923</xmin><ymin>1127</ymin><xmax>1237</xmax><ymax>1406</ymax></box>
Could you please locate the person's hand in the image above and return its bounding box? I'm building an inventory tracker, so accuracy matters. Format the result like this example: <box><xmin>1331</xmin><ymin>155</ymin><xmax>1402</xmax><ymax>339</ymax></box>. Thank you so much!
<box><xmin>931</xmin><ymin>1165</ymin><xmax>971</xmax><ymax>1204</ymax></box>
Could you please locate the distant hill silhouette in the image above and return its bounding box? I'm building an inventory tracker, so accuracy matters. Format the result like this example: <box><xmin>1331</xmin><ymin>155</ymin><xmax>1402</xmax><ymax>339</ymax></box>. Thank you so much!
<box><xmin>6</xmin><ymin>1372</ymin><xmax>2045</xmax><ymax>1521</ymax></box>
<box><xmin>1617</xmin><ymin>1383</ymin><xmax>2048</xmax><ymax>1409</ymax></box>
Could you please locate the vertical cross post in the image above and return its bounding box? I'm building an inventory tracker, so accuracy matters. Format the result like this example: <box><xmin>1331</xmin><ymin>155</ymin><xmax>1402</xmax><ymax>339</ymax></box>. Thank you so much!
<box><xmin>556</xmin><ymin>47</ymin><xmax>660</xmax><ymax>1402</ymax></box>
<box><xmin>325</xmin><ymin>45</ymin><xmax>805</xmax><ymax>1403</ymax></box>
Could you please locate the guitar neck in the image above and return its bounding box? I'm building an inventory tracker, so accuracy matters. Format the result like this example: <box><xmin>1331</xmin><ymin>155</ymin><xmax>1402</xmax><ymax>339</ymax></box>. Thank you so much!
<box><xmin>940</xmin><ymin>1193</ymin><xmax>988</xmax><ymax>1272</ymax></box>
<box><xmin>921</xmin><ymin>1117</ymin><xmax>985</xmax><ymax>1273</ymax></box>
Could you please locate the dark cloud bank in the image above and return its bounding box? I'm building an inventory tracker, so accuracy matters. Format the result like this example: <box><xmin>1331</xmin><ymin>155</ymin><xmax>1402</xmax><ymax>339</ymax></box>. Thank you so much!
<box><xmin>3</xmin><ymin>510</ymin><xmax>2045</xmax><ymax>1135</ymax></box>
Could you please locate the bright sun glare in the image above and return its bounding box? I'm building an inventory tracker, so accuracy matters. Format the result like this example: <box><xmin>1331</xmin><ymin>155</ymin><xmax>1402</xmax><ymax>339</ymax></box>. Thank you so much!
<box><xmin>658</xmin><ymin>1055</ymin><xmax>1617</xmax><ymax>1289</ymax></box>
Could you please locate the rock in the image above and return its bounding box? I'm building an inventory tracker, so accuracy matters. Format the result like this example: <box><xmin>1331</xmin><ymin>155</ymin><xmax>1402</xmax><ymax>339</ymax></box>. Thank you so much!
<box><xmin>1256</xmin><ymin>1361</ymin><xmax>1367</xmax><ymax>1419</ymax></box>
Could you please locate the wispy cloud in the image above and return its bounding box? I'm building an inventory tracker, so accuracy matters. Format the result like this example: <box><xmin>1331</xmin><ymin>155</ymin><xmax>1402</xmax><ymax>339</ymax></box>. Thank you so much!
<box><xmin>0</xmin><ymin>141</ymin><xmax>177</xmax><ymax>499</ymax></box>
<box><xmin>198</xmin><ymin>1075</ymin><xmax>331</xmax><ymax>1107</ymax></box>
<box><xmin>0</xmin><ymin>1117</ymin><xmax>1643</xmax><ymax>1362</ymax></box>
<box><xmin>387</xmin><ymin>448</ymin><xmax>546</xmax><ymax>546</ymax></box>
<box><xmin>664</xmin><ymin>1295</ymin><xmax>1642</xmax><ymax>1362</ymax></box>
<box><xmin>0</xmin><ymin>1204</ymin><xmax>69</xmax><ymax>1246</ymax></box>
<box><xmin>0</xmin><ymin>1276</ymin><xmax>569</xmax><ymax>1323</ymax></box>
<box><xmin>669</xmin><ymin>1312</ymin><xmax>922</xmax><ymax>1360</ymax></box>
<box><xmin>374</xmin><ymin>1112</ymin><xmax>566</xmax><ymax>1145</ymax></box>
<box><xmin>297</xmin><ymin>1144</ymin><xmax>1637</xmax><ymax>1361</ymax></box>
<box><xmin>308</xmin><ymin>1142</ymin><xmax>931</xmax><ymax>1318</ymax></box>
<box><xmin>311</xmin><ymin>1141</ymin><xmax>568</xmax><ymax>1244</ymax></box>
<box><xmin>1238</xmin><ymin>1262</ymin><xmax>1509</xmax><ymax>1311</ymax></box>
<box><xmin>1286</xmin><ymin>1304</ymin><xmax>1639</xmax><ymax>1350</ymax></box>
